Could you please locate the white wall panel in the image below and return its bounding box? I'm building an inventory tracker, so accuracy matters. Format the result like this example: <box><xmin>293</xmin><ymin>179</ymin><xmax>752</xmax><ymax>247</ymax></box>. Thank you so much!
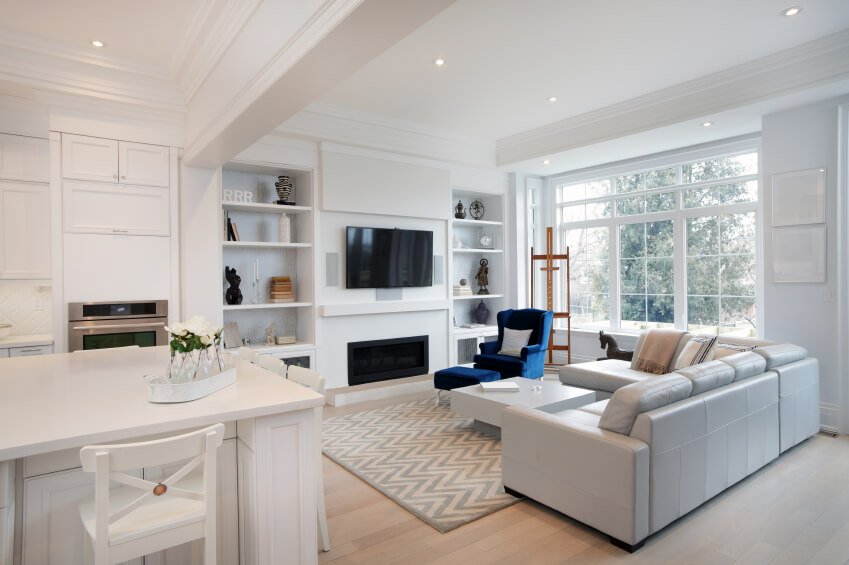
<box><xmin>321</xmin><ymin>151</ymin><xmax>450</xmax><ymax>219</ymax></box>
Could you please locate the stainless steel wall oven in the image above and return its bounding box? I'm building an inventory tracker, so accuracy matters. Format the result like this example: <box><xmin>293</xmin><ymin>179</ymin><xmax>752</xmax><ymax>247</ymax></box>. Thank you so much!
<box><xmin>67</xmin><ymin>300</ymin><xmax>168</xmax><ymax>352</ymax></box>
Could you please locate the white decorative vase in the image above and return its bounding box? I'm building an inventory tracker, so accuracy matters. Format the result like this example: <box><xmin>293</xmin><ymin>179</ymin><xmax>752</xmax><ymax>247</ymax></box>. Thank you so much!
<box><xmin>278</xmin><ymin>213</ymin><xmax>291</xmax><ymax>243</ymax></box>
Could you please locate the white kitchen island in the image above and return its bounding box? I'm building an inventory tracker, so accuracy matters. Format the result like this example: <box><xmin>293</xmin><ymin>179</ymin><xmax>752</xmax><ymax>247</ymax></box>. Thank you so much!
<box><xmin>0</xmin><ymin>346</ymin><xmax>324</xmax><ymax>565</ymax></box>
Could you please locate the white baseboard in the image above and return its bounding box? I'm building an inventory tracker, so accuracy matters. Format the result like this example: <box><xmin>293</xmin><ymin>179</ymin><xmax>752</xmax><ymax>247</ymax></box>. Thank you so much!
<box><xmin>326</xmin><ymin>374</ymin><xmax>433</xmax><ymax>407</ymax></box>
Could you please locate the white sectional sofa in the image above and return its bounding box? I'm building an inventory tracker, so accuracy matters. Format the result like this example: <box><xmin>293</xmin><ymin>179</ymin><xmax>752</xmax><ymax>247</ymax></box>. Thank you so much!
<box><xmin>500</xmin><ymin>333</ymin><xmax>819</xmax><ymax>551</ymax></box>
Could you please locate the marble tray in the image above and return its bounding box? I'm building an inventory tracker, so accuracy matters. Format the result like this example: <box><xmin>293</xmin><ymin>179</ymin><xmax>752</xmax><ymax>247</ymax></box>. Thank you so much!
<box><xmin>146</xmin><ymin>366</ymin><xmax>237</xmax><ymax>403</ymax></box>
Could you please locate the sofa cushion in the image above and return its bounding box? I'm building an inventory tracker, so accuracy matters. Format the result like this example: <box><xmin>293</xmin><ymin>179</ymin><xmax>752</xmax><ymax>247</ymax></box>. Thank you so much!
<box><xmin>576</xmin><ymin>399</ymin><xmax>609</xmax><ymax>417</ymax></box>
<box><xmin>674</xmin><ymin>335</ymin><xmax>717</xmax><ymax>369</ymax></box>
<box><xmin>599</xmin><ymin>374</ymin><xmax>693</xmax><ymax>435</ymax></box>
<box><xmin>753</xmin><ymin>344</ymin><xmax>807</xmax><ymax>370</ymax></box>
<box><xmin>559</xmin><ymin>360</ymin><xmax>651</xmax><ymax>393</ymax></box>
<box><xmin>675</xmin><ymin>360</ymin><xmax>735</xmax><ymax>395</ymax></box>
<box><xmin>718</xmin><ymin>351</ymin><xmax>767</xmax><ymax>382</ymax></box>
<box><xmin>499</xmin><ymin>327</ymin><xmax>533</xmax><ymax>356</ymax></box>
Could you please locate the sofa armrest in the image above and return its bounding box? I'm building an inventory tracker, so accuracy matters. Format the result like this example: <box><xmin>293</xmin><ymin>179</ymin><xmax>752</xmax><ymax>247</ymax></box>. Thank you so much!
<box><xmin>501</xmin><ymin>406</ymin><xmax>649</xmax><ymax>545</ymax></box>
<box><xmin>479</xmin><ymin>340</ymin><xmax>500</xmax><ymax>355</ymax></box>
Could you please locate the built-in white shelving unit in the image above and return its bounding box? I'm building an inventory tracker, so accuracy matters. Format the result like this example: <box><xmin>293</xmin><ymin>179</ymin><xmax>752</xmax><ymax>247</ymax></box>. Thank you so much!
<box><xmin>220</xmin><ymin>161</ymin><xmax>316</xmax><ymax>368</ymax></box>
<box><xmin>448</xmin><ymin>188</ymin><xmax>507</xmax><ymax>365</ymax></box>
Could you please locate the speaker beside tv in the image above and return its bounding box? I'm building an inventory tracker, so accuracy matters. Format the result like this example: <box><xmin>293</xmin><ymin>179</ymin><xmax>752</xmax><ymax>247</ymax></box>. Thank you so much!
<box><xmin>346</xmin><ymin>226</ymin><xmax>433</xmax><ymax>289</ymax></box>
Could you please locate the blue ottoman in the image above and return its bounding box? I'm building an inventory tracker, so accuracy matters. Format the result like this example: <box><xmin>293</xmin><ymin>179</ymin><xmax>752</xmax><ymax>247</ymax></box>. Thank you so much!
<box><xmin>434</xmin><ymin>366</ymin><xmax>501</xmax><ymax>403</ymax></box>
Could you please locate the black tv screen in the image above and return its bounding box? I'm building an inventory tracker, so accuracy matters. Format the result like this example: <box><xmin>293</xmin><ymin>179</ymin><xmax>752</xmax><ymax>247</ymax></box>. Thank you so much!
<box><xmin>346</xmin><ymin>227</ymin><xmax>433</xmax><ymax>288</ymax></box>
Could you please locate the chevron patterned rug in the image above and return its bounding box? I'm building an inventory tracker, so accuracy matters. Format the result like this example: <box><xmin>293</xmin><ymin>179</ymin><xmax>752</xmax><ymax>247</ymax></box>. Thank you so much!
<box><xmin>322</xmin><ymin>398</ymin><xmax>521</xmax><ymax>532</ymax></box>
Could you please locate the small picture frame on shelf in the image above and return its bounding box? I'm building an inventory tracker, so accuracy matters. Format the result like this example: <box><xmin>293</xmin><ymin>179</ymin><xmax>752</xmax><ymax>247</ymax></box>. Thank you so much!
<box><xmin>222</xmin><ymin>322</ymin><xmax>242</xmax><ymax>349</ymax></box>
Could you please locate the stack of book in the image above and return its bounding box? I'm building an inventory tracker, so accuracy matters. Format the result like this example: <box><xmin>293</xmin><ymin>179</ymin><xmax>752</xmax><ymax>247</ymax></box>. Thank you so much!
<box><xmin>269</xmin><ymin>276</ymin><xmax>295</xmax><ymax>303</ymax></box>
<box><xmin>453</xmin><ymin>284</ymin><xmax>473</xmax><ymax>297</ymax></box>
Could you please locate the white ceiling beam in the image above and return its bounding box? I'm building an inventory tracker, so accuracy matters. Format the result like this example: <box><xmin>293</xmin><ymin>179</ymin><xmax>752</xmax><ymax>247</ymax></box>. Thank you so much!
<box><xmin>183</xmin><ymin>0</ymin><xmax>456</xmax><ymax>168</ymax></box>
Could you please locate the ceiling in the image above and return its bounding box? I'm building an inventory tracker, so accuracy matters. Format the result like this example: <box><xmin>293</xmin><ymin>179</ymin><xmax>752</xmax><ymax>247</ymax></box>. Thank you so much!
<box><xmin>1</xmin><ymin>0</ymin><xmax>849</xmax><ymax>172</ymax></box>
<box><xmin>0</xmin><ymin>0</ymin><xmax>203</xmax><ymax>73</ymax></box>
<box><xmin>320</xmin><ymin>0</ymin><xmax>849</xmax><ymax>146</ymax></box>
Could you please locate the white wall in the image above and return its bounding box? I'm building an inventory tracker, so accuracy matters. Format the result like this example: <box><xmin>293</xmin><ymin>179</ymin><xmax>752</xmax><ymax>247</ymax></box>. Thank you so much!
<box><xmin>180</xmin><ymin>165</ymin><xmax>224</xmax><ymax>325</ymax></box>
<box><xmin>761</xmin><ymin>94</ymin><xmax>849</xmax><ymax>433</ymax></box>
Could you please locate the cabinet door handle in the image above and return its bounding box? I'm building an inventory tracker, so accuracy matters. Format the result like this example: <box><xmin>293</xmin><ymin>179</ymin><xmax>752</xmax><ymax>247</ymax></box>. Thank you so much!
<box><xmin>113</xmin><ymin>174</ymin><xmax>118</xmax><ymax>179</ymax></box>
<box><xmin>18</xmin><ymin>348</ymin><xmax>41</xmax><ymax>353</ymax></box>
<box><xmin>111</xmin><ymin>228</ymin><xmax>129</xmax><ymax>234</ymax></box>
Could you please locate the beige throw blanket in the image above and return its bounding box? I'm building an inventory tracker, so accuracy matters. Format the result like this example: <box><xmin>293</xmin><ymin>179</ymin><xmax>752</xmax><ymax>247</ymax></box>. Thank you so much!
<box><xmin>634</xmin><ymin>329</ymin><xmax>686</xmax><ymax>375</ymax></box>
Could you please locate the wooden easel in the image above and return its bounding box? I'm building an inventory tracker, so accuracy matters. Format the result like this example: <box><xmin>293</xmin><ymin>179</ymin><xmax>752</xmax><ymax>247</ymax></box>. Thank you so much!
<box><xmin>530</xmin><ymin>227</ymin><xmax>571</xmax><ymax>365</ymax></box>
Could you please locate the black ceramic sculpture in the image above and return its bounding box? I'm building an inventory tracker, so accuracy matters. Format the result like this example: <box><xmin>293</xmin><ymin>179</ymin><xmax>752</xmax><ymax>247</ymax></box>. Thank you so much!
<box><xmin>225</xmin><ymin>266</ymin><xmax>243</xmax><ymax>305</ymax></box>
<box><xmin>473</xmin><ymin>300</ymin><xmax>490</xmax><ymax>324</ymax></box>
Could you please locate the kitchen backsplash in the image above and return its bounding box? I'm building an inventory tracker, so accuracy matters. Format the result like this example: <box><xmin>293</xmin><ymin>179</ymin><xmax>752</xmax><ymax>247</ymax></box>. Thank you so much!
<box><xmin>0</xmin><ymin>284</ymin><xmax>52</xmax><ymax>335</ymax></box>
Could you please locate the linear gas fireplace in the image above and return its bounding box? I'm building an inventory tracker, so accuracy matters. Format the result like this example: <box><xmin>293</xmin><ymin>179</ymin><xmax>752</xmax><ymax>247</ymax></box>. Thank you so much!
<box><xmin>347</xmin><ymin>335</ymin><xmax>429</xmax><ymax>386</ymax></box>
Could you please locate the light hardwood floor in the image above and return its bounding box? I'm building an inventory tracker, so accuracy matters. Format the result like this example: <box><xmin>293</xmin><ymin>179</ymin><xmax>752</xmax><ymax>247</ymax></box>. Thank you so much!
<box><xmin>320</xmin><ymin>393</ymin><xmax>849</xmax><ymax>564</ymax></box>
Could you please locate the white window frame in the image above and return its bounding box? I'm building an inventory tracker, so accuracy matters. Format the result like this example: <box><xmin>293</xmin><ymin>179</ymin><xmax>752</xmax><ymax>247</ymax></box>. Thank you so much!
<box><xmin>546</xmin><ymin>135</ymin><xmax>763</xmax><ymax>336</ymax></box>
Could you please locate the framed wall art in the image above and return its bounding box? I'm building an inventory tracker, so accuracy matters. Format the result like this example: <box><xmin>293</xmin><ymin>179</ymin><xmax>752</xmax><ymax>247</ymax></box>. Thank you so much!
<box><xmin>771</xmin><ymin>168</ymin><xmax>825</xmax><ymax>227</ymax></box>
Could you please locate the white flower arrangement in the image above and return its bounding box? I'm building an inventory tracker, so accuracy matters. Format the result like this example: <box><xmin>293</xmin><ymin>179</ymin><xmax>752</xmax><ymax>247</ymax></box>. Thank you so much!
<box><xmin>165</xmin><ymin>316</ymin><xmax>224</xmax><ymax>381</ymax></box>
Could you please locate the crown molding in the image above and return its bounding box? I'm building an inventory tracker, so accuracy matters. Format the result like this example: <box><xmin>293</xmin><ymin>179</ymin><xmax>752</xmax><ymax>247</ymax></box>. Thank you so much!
<box><xmin>0</xmin><ymin>29</ymin><xmax>186</xmax><ymax>114</ymax></box>
<box><xmin>168</xmin><ymin>0</ymin><xmax>219</xmax><ymax>79</ymax></box>
<box><xmin>175</xmin><ymin>0</ymin><xmax>263</xmax><ymax>103</ymax></box>
<box><xmin>0</xmin><ymin>27</ymin><xmax>171</xmax><ymax>80</ymax></box>
<box><xmin>497</xmin><ymin>29</ymin><xmax>849</xmax><ymax>166</ymax></box>
<box><xmin>277</xmin><ymin>102</ymin><xmax>496</xmax><ymax>168</ymax></box>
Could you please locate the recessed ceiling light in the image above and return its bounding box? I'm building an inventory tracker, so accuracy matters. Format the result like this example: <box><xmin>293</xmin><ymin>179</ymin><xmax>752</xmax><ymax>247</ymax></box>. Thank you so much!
<box><xmin>91</xmin><ymin>40</ymin><xmax>105</xmax><ymax>48</ymax></box>
<box><xmin>434</xmin><ymin>57</ymin><xmax>445</xmax><ymax>67</ymax></box>
<box><xmin>702</xmin><ymin>121</ymin><xmax>714</xmax><ymax>127</ymax></box>
<box><xmin>781</xmin><ymin>6</ymin><xmax>801</xmax><ymax>16</ymax></box>
<box><xmin>543</xmin><ymin>159</ymin><xmax>551</xmax><ymax>165</ymax></box>
<box><xmin>548</xmin><ymin>96</ymin><xmax>557</xmax><ymax>103</ymax></box>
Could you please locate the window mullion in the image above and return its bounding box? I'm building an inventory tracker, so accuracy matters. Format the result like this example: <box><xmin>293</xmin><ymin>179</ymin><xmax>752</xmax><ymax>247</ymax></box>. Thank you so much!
<box><xmin>674</xmin><ymin>209</ymin><xmax>687</xmax><ymax>330</ymax></box>
<box><xmin>610</xmin><ymin>221</ymin><xmax>621</xmax><ymax>330</ymax></box>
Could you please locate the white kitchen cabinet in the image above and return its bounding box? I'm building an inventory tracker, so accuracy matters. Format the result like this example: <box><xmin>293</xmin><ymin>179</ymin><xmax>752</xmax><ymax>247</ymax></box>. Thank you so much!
<box><xmin>64</xmin><ymin>179</ymin><xmax>170</xmax><ymax>236</ymax></box>
<box><xmin>63</xmin><ymin>233</ymin><xmax>171</xmax><ymax>302</ymax></box>
<box><xmin>0</xmin><ymin>181</ymin><xmax>51</xmax><ymax>279</ymax></box>
<box><xmin>0</xmin><ymin>133</ymin><xmax>49</xmax><ymax>182</ymax></box>
<box><xmin>62</xmin><ymin>134</ymin><xmax>169</xmax><ymax>188</ymax></box>
<box><xmin>61</xmin><ymin>134</ymin><xmax>119</xmax><ymax>183</ymax></box>
<box><xmin>9</xmin><ymin>345</ymin><xmax>53</xmax><ymax>357</ymax></box>
<box><xmin>142</xmin><ymin>438</ymin><xmax>239</xmax><ymax>565</ymax></box>
<box><xmin>22</xmin><ymin>467</ymin><xmax>143</xmax><ymax>565</ymax></box>
<box><xmin>0</xmin><ymin>461</ymin><xmax>13</xmax><ymax>565</ymax></box>
<box><xmin>119</xmin><ymin>141</ymin><xmax>169</xmax><ymax>187</ymax></box>
<box><xmin>0</xmin><ymin>349</ymin><xmax>8</xmax><ymax>358</ymax></box>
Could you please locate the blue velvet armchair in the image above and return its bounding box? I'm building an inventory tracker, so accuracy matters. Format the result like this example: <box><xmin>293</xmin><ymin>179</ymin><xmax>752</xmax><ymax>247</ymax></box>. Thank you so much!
<box><xmin>473</xmin><ymin>308</ymin><xmax>554</xmax><ymax>379</ymax></box>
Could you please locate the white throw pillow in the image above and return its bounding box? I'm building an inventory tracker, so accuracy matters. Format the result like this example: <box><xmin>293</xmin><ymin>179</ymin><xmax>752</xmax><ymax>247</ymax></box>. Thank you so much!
<box><xmin>498</xmin><ymin>328</ymin><xmax>534</xmax><ymax>356</ymax></box>
<box><xmin>674</xmin><ymin>335</ymin><xmax>717</xmax><ymax>370</ymax></box>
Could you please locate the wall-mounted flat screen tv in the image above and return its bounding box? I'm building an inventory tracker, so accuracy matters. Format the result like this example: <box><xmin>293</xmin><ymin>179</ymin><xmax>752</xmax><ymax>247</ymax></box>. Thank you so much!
<box><xmin>346</xmin><ymin>226</ymin><xmax>433</xmax><ymax>288</ymax></box>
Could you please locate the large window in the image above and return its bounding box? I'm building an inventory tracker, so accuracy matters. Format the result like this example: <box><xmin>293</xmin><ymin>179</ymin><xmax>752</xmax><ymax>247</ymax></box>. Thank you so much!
<box><xmin>551</xmin><ymin>143</ymin><xmax>759</xmax><ymax>336</ymax></box>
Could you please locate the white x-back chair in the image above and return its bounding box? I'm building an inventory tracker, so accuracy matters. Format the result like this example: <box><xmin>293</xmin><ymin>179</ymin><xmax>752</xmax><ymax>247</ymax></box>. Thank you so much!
<box><xmin>286</xmin><ymin>364</ymin><xmax>330</xmax><ymax>552</ymax></box>
<box><xmin>237</xmin><ymin>346</ymin><xmax>257</xmax><ymax>364</ymax></box>
<box><xmin>79</xmin><ymin>423</ymin><xmax>225</xmax><ymax>565</ymax></box>
<box><xmin>257</xmin><ymin>354</ymin><xmax>286</xmax><ymax>376</ymax></box>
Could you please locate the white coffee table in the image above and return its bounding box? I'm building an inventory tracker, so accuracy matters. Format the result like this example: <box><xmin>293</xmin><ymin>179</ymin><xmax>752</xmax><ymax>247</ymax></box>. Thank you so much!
<box><xmin>450</xmin><ymin>376</ymin><xmax>596</xmax><ymax>437</ymax></box>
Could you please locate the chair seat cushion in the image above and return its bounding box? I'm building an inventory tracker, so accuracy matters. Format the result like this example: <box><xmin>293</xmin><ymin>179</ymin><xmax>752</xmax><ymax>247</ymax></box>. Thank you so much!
<box><xmin>434</xmin><ymin>366</ymin><xmax>501</xmax><ymax>390</ymax></box>
<box><xmin>576</xmin><ymin>399</ymin><xmax>609</xmax><ymax>417</ymax></box>
<box><xmin>473</xmin><ymin>353</ymin><xmax>526</xmax><ymax>374</ymax></box>
<box><xmin>559</xmin><ymin>359</ymin><xmax>650</xmax><ymax>393</ymax></box>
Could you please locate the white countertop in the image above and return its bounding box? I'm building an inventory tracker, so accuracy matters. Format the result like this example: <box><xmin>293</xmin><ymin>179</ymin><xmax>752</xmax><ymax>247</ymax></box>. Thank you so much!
<box><xmin>0</xmin><ymin>346</ymin><xmax>324</xmax><ymax>460</ymax></box>
<box><xmin>0</xmin><ymin>333</ymin><xmax>53</xmax><ymax>348</ymax></box>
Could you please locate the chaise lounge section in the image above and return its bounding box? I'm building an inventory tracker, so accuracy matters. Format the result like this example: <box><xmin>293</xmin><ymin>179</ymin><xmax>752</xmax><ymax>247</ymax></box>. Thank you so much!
<box><xmin>501</xmin><ymin>333</ymin><xmax>819</xmax><ymax>551</ymax></box>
